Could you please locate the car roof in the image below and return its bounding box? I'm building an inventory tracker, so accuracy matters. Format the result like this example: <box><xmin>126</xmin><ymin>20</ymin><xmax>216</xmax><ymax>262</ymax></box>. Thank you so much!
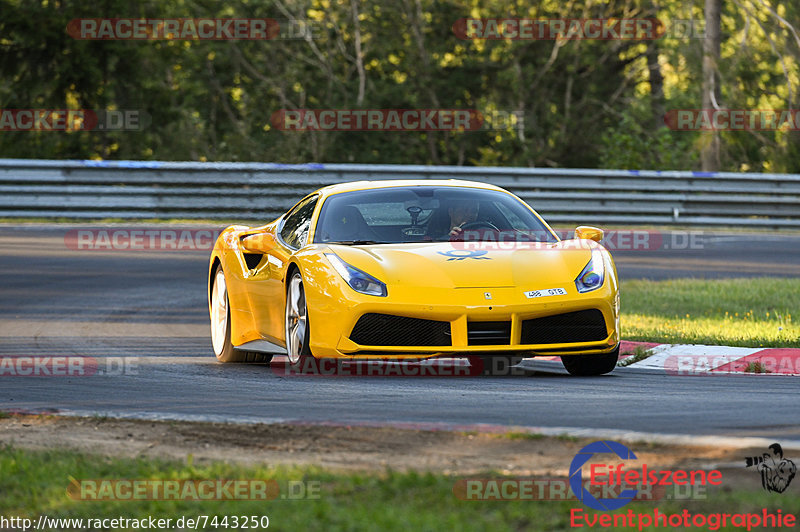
<box><xmin>315</xmin><ymin>179</ymin><xmax>507</xmax><ymax>198</ymax></box>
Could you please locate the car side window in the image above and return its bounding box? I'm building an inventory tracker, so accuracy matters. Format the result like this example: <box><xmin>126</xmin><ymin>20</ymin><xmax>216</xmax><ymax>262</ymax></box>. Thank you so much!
<box><xmin>280</xmin><ymin>196</ymin><xmax>318</xmax><ymax>249</ymax></box>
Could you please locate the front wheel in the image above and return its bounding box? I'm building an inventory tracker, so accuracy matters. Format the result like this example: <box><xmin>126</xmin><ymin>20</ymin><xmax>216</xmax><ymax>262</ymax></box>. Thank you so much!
<box><xmin>561</xmin><ymin>347</ymin><xmax>619</xmax><ymax>376</ymax></box>
<box><xmin>210</xmin><ymin>265</ymin><xmax>273</xmax><ymax>363</ymax></box>
<box><xmin>285</xmin><ymin>270</ymin><xmax>313</xmax><ymax>369</ymax></box>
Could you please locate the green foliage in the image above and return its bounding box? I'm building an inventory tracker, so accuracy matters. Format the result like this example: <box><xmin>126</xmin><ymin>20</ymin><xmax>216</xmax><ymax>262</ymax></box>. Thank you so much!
<box><xmin>0</xmin><ymin>0</ymin><xmax>797</xmax><ymax>170</ymax></box>
<box><xmin>599</xmin><ymin>109</ymin><xmax>698</xmax><ymax>170</ymax></box>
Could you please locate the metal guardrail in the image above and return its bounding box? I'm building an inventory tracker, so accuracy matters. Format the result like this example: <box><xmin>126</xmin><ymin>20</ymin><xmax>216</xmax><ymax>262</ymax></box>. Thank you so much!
<box><xmin>1</xmin><ymin>158</ymin><xmax>799</xmax><ymax>227</ymax></box>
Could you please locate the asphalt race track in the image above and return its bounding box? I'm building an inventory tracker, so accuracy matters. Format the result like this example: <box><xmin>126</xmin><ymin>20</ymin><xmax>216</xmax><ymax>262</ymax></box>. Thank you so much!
<box><xmin>1</xmin><ymin>225</ymin><xmax>799</xmax><ymax>442</ymax></box>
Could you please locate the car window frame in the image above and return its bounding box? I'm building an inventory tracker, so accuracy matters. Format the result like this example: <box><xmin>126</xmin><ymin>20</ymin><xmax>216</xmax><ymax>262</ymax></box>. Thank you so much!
<box><xmin>277</xmin><ymin>194</ymin><xmax>319</xmax><ymax>250</ymax></box>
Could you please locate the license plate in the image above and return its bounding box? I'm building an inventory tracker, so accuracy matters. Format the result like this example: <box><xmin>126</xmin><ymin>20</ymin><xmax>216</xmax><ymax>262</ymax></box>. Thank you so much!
<box><xmin>524</xmin><ymin>287</ymin><xmax>567</xmax><ymax>298</ymax></box>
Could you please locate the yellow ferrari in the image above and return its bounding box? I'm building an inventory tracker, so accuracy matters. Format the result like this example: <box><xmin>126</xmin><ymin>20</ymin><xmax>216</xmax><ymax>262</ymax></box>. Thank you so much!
<box><xmin>208</xmin><ymin>180</ymin><xmax>620</xmax><ymax>376</ymax></box>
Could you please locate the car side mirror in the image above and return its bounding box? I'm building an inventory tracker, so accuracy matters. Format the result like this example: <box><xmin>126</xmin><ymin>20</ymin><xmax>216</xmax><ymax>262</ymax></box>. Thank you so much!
<box><xmin>241</xmin><ymin>232</ymin><xmax>276</xmax><ymax>253</ymax></box>
<box><xmin>575</xmin><ymin>226</ymin><xmax>604</xmax><ymax>242</ymax></box>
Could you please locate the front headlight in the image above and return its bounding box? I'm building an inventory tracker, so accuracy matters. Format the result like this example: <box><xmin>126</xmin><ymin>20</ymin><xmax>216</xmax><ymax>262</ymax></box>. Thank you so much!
<box><xmin>325</xmin><ymin>253</ymin><xmax>387</xmax><ymax>297</ymax></box>
<box><xmin>575</xmin><ymin>248</ymin><xmax>605</xmax><ymax>293</ymax></box>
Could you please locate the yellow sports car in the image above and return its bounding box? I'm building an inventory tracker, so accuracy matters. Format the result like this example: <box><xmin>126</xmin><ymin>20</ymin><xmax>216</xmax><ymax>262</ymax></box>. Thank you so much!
<box><xmin>208</xmin><ymin>180</ymin><xmax>620</xmax><ymax>376</ymax></box>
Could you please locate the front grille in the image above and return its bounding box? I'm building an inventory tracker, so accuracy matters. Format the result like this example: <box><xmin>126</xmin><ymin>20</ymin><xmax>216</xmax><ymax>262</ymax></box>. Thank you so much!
<box><xmin>520</xmin><ymin>309</ymin><xmax>608</xmax><ymax>345</ymax></box>
<box><xmin>350</xmin><ymin>313</ymin><xmax>452</xmax><ymax>346</ymax></box>
<box><xmin>467</xmin><ymin>321</ymin><xmax>511</xmax><ymax>346</ymax></box>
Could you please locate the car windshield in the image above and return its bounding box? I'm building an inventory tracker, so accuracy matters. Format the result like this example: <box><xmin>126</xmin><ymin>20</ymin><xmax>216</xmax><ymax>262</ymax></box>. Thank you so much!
<box><xmin>313</xmin><ymin>186</ymin><xmax>558</xmax><ymax>244</ymax></box>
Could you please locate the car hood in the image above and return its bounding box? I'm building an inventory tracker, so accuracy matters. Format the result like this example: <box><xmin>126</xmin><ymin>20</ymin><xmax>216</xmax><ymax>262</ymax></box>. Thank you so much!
<box><xmin>326</xmin><ymin>241</ymin><xmax>595</xmax><ymax>289</ymax></box>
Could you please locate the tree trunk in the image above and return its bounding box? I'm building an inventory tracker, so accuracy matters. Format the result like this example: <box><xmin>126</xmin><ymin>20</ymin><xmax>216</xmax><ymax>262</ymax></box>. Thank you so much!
<box><xmin>646</xmin><ymin>44</ymin><xmax>664</xmax><ymax>129</ymax></box>
<box><xmin>644</xmin><ymin>2</ymin><xmax>665</xmax><ymax>129</ymax></box>
<box><xmin>701</xmin><ymin>0</ymin><xmax>722</xmax><ymax>171</ymax></box>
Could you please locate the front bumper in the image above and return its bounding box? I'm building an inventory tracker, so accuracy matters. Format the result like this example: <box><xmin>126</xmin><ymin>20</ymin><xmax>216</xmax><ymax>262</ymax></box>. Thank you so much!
<box><xmin>305</xmin><ymin>281</ymin><xmax>620</xmax><ymax>359</ymax></box>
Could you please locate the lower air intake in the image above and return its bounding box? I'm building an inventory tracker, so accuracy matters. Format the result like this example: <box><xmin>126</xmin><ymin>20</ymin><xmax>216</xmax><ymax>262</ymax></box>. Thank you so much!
<box><xmin>350</xmin><ymin>313</ymin><xmax>452</xmax><ymax>346</ymax></box>
<box><xmin>520</xmin><ymin>309</ymin><xmax>608</xmax><ymax>344</ymax></box>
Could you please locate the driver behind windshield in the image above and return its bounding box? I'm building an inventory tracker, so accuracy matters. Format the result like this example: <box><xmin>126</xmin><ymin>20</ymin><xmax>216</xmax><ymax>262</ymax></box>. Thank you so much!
<box><xmin>426</xmin><ymin>198</ymin><xmax>482</xmax><ymax>240</ymax></box>
<box><xmin>447</xmin><ymin>199</ymin><xmax>480</xmax><ymax>238</ymax></box>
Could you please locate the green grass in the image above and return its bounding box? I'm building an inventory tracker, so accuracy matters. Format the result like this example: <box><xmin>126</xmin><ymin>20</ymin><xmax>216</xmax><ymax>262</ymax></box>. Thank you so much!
<box><xmin>618</xmin><ymin>346</ymin><xmax>654</xmax><ymax>366</ymax></box>
<box><xmin>621</xmin><ymin>278</ymin><xmax>799</xmax><ymax>348</ymax></box>
<box><xmin>460</xmin><ymin>431</ymin><xmax>576</xmax><ymax>442</ymax></box>
<box><xmin>503</xmin><ymin>432</ymin><xmax>545</xmax><ymax>441</ymax></box>
<box><xmin>1</xmin><ymin>446</ymin><xmax>798</xmax><ymax>531</ymax></box>
<box><xmin>744</xmin><ymin>361</ymin><xmax>770</xmax><ymax>374</ymax></box>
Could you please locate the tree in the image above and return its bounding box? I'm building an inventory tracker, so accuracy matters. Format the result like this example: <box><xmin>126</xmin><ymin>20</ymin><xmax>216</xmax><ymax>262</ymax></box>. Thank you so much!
<box><xmin>701</xmin><ymin>0</ymin><xmax>722</xmax><ymax>171</ymax></box>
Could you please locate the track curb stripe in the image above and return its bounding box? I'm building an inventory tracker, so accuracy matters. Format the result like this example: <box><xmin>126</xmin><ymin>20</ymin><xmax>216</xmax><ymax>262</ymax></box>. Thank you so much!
<box><xmin>523</xmin><ymin>341</ymin><xmax>800</xmax><ymax>376</ymax></box>
<box><xmin>620</xmin><ymin>341</ymin><xmax>800</xmax><ymax>375</ymax></box>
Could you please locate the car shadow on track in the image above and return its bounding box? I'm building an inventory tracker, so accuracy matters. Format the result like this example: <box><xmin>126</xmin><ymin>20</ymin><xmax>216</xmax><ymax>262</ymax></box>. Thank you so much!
<box><xmin>220</xmin><ymin>356</ymin><xmax>620</xmax><ymax>379</ymax></box>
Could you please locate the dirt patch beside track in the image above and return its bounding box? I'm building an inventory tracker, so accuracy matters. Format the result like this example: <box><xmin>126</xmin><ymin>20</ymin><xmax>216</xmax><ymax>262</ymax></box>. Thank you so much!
<box><xmin>0</xmin><ymin>414</ymin><xmax>767</xmax><ymax>485</ymax></box>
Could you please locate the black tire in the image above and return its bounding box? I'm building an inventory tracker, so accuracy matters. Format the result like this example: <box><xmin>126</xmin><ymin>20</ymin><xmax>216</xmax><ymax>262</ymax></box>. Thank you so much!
<box><xmin>210</xmin><ymin>264</ymin><xmax>273</xmax><ymax>364</ymax></box>
<box><xmin>561</xmin><ymin>347</ymin><xmax>619</xmax><ymax>376</ymax></box>
<box><xmin>478</xmin><ymin>355</ymin><xmax>524</xmax><ymax>376</ymax></box>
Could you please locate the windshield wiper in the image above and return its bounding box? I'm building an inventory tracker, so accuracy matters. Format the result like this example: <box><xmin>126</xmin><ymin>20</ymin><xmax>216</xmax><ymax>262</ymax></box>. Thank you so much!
<box><xmin>325</xmin><ymin>240</ymin><xmax>392</xmax><ymax>245</ymax></box>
